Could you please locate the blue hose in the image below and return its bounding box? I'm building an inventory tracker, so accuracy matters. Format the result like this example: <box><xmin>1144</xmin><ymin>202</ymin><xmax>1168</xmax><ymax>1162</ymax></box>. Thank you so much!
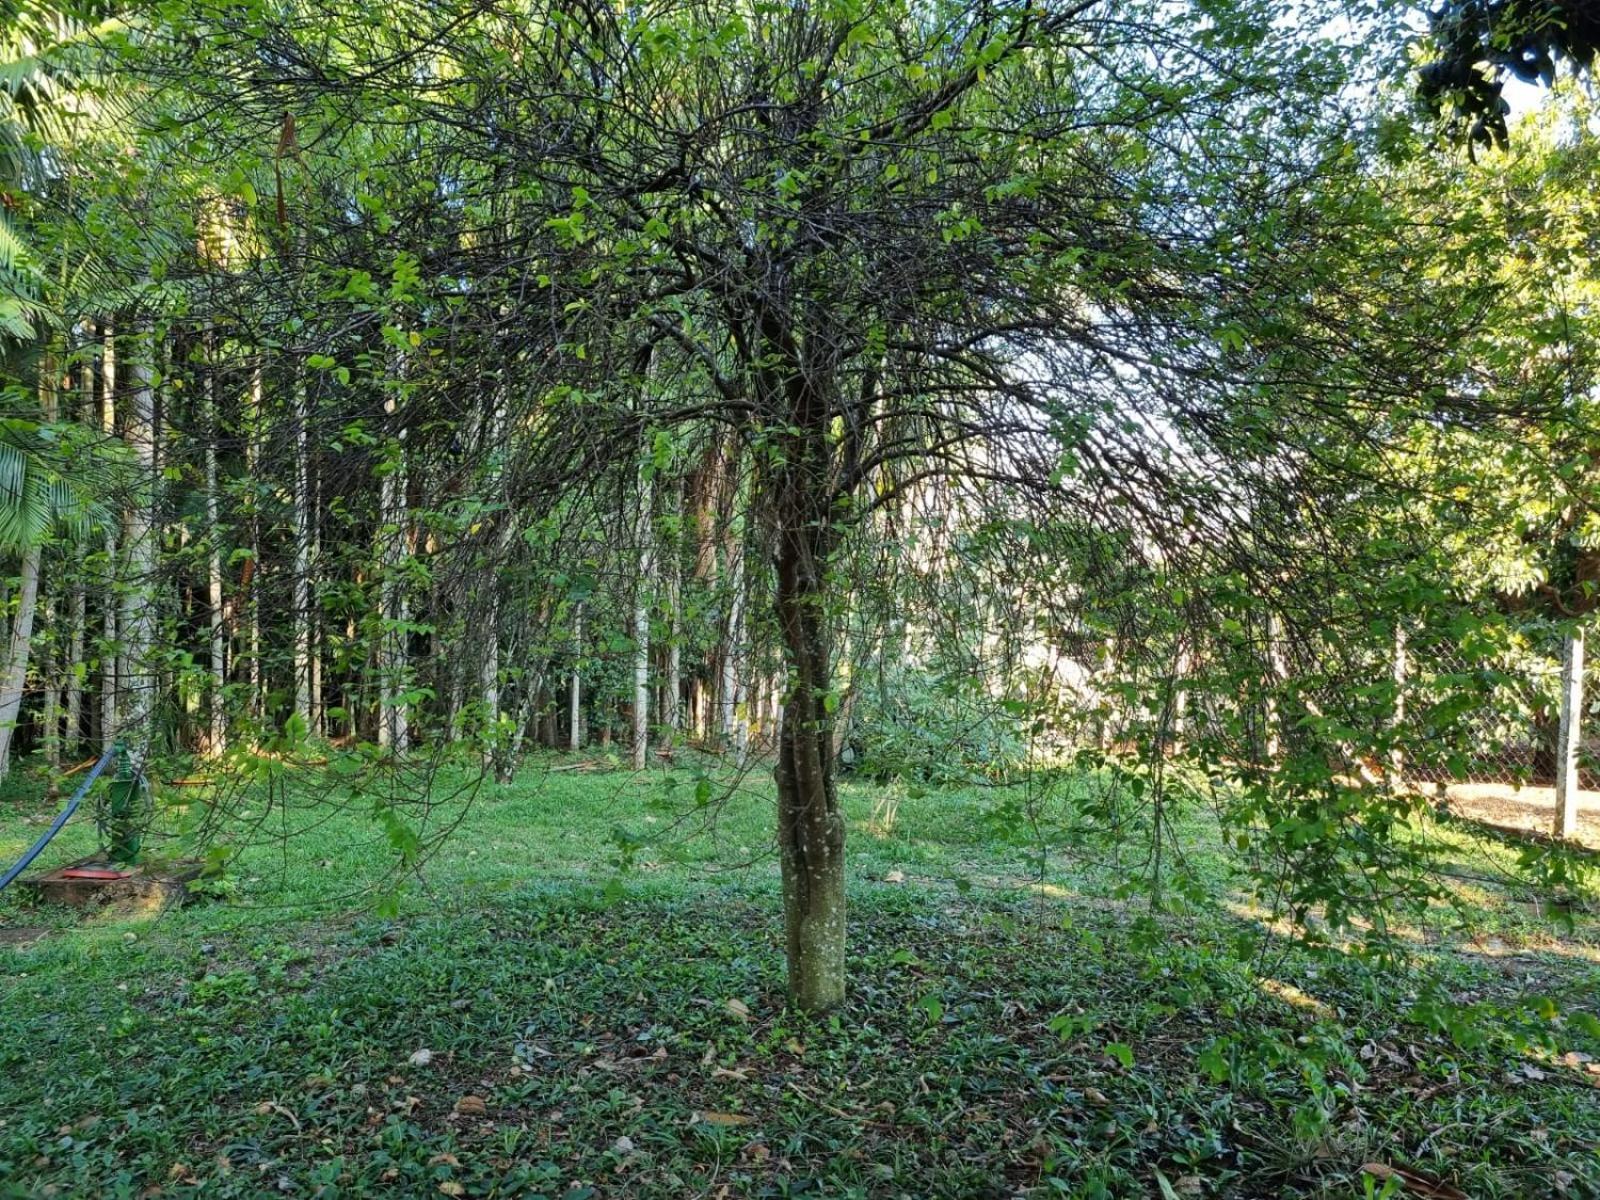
<box><xmin>0</xmin><ymin>743</ymin><xmax>118</xmax><ymax>893</ymax></box>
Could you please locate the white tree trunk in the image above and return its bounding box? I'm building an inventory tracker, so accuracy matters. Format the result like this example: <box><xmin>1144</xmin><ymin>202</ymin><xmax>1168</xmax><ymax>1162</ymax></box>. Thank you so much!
<box><xmin>41</xmin><ymin>596</ymin><xmax>59</xmax><ymax>769</ymax></box>
<box><xmin>0</xmin><ymin>545</ymin><xmax>43</xmax><ymax>776</ymax></box>
<box><xmin>632</xmin><ymin>465</ymin><xmax>653</xmax><ymax>770</ymax></box>
<box><xmin>376</xmin><ymin>393</ymin><xmax>409</xmax><ymax>754</ymax></box>
<box><xmin>119</xmin><ymin>328</ymin><xmax>159</xmax><ymax>768</ymax></box>
<box><xmin>204</xmin><ymin>349</ymin><xmax>227</xmax><ymax>755</ymax></box>
<box><xmin>569</xmin><ymin>607</ymin><xmax>582</xmax><ymax>751</ymax></box>
<box><xmin>482</xmin><ymin>385</ymin><xmax>508</xmax><ymax>727</ymax></box>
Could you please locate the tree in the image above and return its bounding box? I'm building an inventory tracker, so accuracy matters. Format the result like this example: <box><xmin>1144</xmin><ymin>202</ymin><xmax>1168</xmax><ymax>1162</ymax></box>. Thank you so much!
<box><xmin>8</xmin><ymin>0</ymin><xmax>1567</xmax><ymax>1015</ymax></box>
<box><xmin>233</xmin><ymin>0</ymin><xmax>1501</xmax><ymax>1008</ymax></box>
<box><xmin>0</xmin><ymin>415</ymin><xmax>104</xmax><ymax>775</ymax></box>
<box><xmin>1419</xmin><ymin>0</ymin><xmax>1600</xmax><ymax>146</ymax></box>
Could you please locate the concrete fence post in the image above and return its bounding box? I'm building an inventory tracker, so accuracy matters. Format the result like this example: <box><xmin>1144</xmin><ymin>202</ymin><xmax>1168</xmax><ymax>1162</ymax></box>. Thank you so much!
<box><xmin>1554</xmin><ymin>627</ymin><xmax>1585</xmax><ymax>839</ymax></box>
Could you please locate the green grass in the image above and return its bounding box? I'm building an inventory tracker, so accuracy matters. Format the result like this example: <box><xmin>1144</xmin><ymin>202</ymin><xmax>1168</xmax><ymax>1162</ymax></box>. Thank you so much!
<box><xmin>1</xmin><ymin>752</ymin><xmax>1598</xmax><ymax>1198</ymax></box>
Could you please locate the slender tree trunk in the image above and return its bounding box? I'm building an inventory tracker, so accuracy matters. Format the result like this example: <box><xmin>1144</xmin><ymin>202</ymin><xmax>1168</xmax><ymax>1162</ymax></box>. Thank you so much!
<box><xmin>66</xmin><ymin>581</ymin><xmax>83</xmax><ymax>756</ymax></box>
<box><xmin>204</xmin><ymin>342</ymin><xmax>227</xmax><ymax>755</ymax></box>
<box><xmin>631</xmin><ymin>460</ymin><xmax>653</xmax><ymax>770</ymax></box>
<box><xmin>483</xmin><ymin>383</ymin><xmax>510</xmax><ymax>772</ymax></box>
<box><xmin>120</xmin><ymin>326</ymin><xmax>159</xmax><ymax>767</ymax></box>
<box><xmin>247</xmin><ymin>360</ymin><xmax>263</xmax><ymax>719</ymax></box>
<box><xmin>377</xmin><ymin>393</ymin><xmax>409</xmax><ymax>754</ymax></box>
<box><xmin>101</xmin><ymin>321</ymin><xmax>118</xmax><ymax>750</ymax></box>
<box><xmin>0</xmin><ymin>545</ymin><xmax>44</xmax><ymax>776</ymax></box>
<box><xmin>569</xmin><ymin>606</ymin><xmax>583</xmax><ymax>751</ymax></box>
<box><xmin>720</xmin><ymin>522</ymin><xmax>748</xmax><ymax>759</ymax></box>
<box><xmin>292</xmin><ymin>364</ymin><xmax>313</xmax><ymax>727</ymax></box>
<box><xmin>42</xmin><ymin>596</ymin><xmax>59</xmax><ymax>770</ymax></box>
<box><xmin>664</xmin><ymin>478</ymin><xmax>683</xmax><ymax>744</ymax></box>
<box><xmin>310</xmin><ymin>470</ymin><xmax>323</xmax><ymax>737</ymax></box>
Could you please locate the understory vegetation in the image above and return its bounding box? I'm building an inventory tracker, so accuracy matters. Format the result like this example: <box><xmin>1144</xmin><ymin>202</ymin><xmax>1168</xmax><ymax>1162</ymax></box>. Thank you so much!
<box><xmin>3</xmin><ymin>762</ymin><xmax>1598</xmax><ymax>1199</ymax></box>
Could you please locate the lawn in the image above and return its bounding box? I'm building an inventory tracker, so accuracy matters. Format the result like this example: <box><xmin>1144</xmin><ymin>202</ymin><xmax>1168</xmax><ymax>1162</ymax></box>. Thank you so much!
<box><xmin>1</xmin><ymin>753</ymin><xmax>1598</xmax><ymax>1198</ymax></box>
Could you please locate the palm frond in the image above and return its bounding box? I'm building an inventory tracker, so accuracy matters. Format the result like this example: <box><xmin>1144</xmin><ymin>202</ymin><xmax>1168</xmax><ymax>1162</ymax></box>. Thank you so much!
<box><xmin>0</xmin><ymin>210</ymin><xmax>30</xmax><ymax>271</ymax></box>
<box><xmin>0</xmin><ymin>415</ymin><xmax>109</xmax><ymax>549</ymax></box>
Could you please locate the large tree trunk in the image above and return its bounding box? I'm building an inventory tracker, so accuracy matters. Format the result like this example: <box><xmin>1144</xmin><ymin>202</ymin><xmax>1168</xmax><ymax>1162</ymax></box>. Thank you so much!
<box><xmin>0</xmin><ymin>545</ymin><xmax>44</xmax><ymax>776</ymax></box>
<box><xmin>771</xmin><ymin>408</ymin><xmax>846</xmax><ymax>1012</ymax></box>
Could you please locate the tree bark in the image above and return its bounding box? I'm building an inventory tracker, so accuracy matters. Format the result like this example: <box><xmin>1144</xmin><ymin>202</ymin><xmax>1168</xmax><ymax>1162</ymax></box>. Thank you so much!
<box><xmin>42</xmin><ymin>595</ymin><xmax>59</xmax><ymax>770</ymax></box>
<box><xmin>246</xmin><ymin>360</ymin><xmax>263</xmax><ymax>719</ymax></box>
<box><xmin>0</xmin><ymin>545</ymin><xmax>43</xmax><ymax>776</ymax></box>
<box><xmin>204</xmin><ymin>341</ymin><xmax>227</xmax><ymax>755</ymax></box>
<box><xmin>771</xmin><ymin>395</ymin><xmax>846</xmax><ymax>1011</ymax></box>
<box><xmin>100</xmin><ymin>322</ymin><xmax>118</xmax><ymax>750</ymax></box>
<box><xmin>631</xmin><ymin>459</ymin><xmax>653</xmax><ymax>770</ymax></box>
<box><xmin>120</xmin><ymin>326</ymin><xmax>159</xmax><ymax>768</ymax></box>
<box><xmin>720</xmin><ymin>517</ymin><xmax>748</xmax><ymax>759</ymax></box>
<box><xmin>569</xmin><ymin>606</ymin><xmax>583</xmax><ymax>751</ymax></box>
<box><xmin>376</xmin><ymin>392</ymin><xmax>409</xmax><ymax>754</ymax></box>
<box><xmin>664</xmin><ymin>476</ymin><xmax>682</xmax><ymax>743</ymax></box>
<box><xmin>292</xmin><ymin>363</ymin><xmax>313</xmax><ymax>727</ymax></box>
<box><xmin>65</xmin><ymin>580</ymin><xmax>83</xmax><ymax>755</ymax></box>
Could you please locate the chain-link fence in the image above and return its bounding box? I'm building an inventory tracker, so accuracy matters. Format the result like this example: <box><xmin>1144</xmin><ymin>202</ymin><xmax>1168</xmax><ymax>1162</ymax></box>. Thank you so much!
<box><xmin>1404</xmin><ymin>630</ymin><xmax>1599</xmax><ymax>791</ymax></box>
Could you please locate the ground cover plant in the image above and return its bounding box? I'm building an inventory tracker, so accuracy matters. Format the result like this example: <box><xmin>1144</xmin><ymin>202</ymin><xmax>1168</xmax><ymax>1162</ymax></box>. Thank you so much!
<box><xmin>3</xmin><ymin>759</ymin><xmax>1598</xmax><ymax>1198</ymax></box>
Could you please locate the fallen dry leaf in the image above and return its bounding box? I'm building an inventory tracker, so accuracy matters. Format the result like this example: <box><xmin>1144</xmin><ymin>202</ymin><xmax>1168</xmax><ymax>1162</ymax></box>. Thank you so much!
<box><xmin>407</xmin><ymin>1049</ymin><xmax>434</xmax><ymax>1067</ymax></box>
<box><xmin>697</xmin><ymin>1110</ymin><xmax>754</xmax><ymax>1126</ymax></box>
<box><xmin>1360</xmin><ymin>1162</ymin><xmax>1467</xmax><ymax>1200</ymax></box>
<box><xmin>725</xmin><ymin>998</ymin><xmax>751</xmax><ymax>1022</ymax></box>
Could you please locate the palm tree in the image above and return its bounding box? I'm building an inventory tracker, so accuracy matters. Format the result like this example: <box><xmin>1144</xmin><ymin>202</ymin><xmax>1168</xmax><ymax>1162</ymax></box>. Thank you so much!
<box><xmin>0</xmin><ymin>413</ymin><xmax>104</xmax><ymax>775</ymax></box>
<box><xmin>2</xmin><ymin>2</ymin><xmax>130</xmax><ymax>346</ymax></box>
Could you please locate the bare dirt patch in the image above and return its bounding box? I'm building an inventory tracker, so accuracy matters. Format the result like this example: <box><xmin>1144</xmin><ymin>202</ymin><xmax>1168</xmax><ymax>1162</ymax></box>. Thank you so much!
<box><xmin>1439</xmin><ymin>782</ymin><xmax>1600</xmax><ymax>850</ymax></box>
